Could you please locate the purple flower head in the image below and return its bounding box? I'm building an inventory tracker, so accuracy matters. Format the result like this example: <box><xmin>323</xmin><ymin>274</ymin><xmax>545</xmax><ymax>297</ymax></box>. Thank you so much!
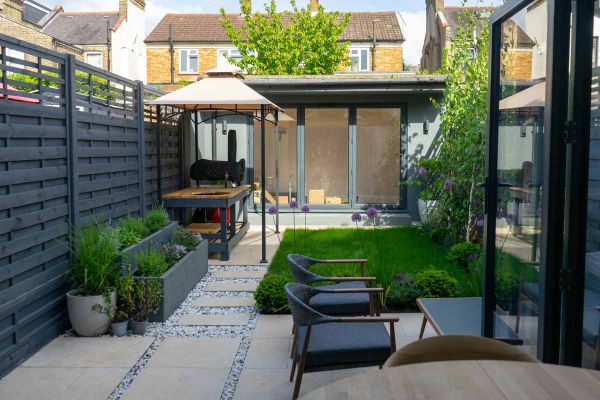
<box><xmin>289</xmin><ymin>200</ymin><xmax>298</xmax><ymax>209</ymax></box>
<box><xmin>301</xmin><ymin>205</ymin><xmax>310</xmax><ymax>213</ymax></box>
<box><xmin>468</xmin><ymin>254</ymin><xmax>477</xmax><ymax>263</ymax></box>
<box><xmin>444</xmin><ymin>179</ymin><xmax>457</xmax><ymax>191</ymax></box>
<box><xmin>366</xmin><ymin>207</ymin><xmax>378</xmax><ymax>219</ymax></box>
<box><xmin>268</xmin><ymin>206</ymin><xmax>278</xmax><ymax>216</ymax></box>
<box><xmin>476</xmin><ymin>218</ymin><xmax>484</xmax><ymax>228</ymax></box>
<box><xmin>351</xmin><ymin>212</ymin><xmax>362</xmax><ymax>223</ymax></box>
<box><xmin>417</xmin><ymin>166</ymin><xmax>427</xmax><ymax>175</ymax></box>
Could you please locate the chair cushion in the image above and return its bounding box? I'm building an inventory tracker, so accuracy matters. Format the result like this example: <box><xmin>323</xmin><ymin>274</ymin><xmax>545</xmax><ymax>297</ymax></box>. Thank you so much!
<box><xmin>296</xmin><ymin>322</ymin><xmax>392</xmax><ymax>369</ymax></box>
<box><xmin>310</xmin><ymin>281</ymin><xmax>370</xmax><ymax>315</ymax></box>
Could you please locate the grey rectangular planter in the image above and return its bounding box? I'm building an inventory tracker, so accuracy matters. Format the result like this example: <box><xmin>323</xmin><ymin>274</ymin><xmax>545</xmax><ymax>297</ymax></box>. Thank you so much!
<box><xmin>136</xmin><ymin>239</ymin><xmax>209</xmax><ymax>322</ymax></box>
<box><xmin>120</xmin><ymin>221</ymin><xmax>179</xmax><ymax>271</ymax></box>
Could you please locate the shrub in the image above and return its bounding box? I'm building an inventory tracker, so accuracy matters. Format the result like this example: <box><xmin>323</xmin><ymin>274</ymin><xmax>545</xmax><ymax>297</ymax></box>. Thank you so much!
<box><xmin>255</xmin><ymin>274</ymin><xmax>292</xmax><ymax>314</ymax></box>
<box><xmin>115</xmin><ymin>268</ymin><xmax>135</xmax><ymax>322</ymax></box>
<box><xmin>162</xmin><ymin>243</ymin><xmax>188</xmax><ymax>265</ymax></box>
<box><xmin>172</xmin><ymin>226</ymin><xmax>201</xmax><ymax>251</ymax></box>
<box><xmin>119</xmin><ymin>215</ymin><xmax>148</xmax><ymax>239</ymax></box>
<box><xmin>116</xmin><ymin>227</ymin><xmax>142</xmax><ymax>250</ymax></box>
<box><xmin>135</xmin><ymin>248</ymin><xmax>168</xmax><ymax>277</ymax></box>
<box><xmin>143</xmin><ymin>205</ymin><xmax>170</xmax><ymax>233</ymax></box>
<box><xmin>70</xmin><ymin>222</ymin><xmax>120</xmax><ymax>296</ymax></box>
<box><xmin>132</xmin><ymin>279</ymin><xmax>163</xmax><ymax>322</ymax></box>
<box><xmin>387</xmin><ymin>273</ymin><xmax>419</xmax><ymax>310</ymax></box>
<box><xmin>415</xmin><ymin>268</ymin><xmax>461</xmax><ymax>298</ymax></box>
<box><xmin>496</xmin><ymin>270</ymin><xmax>521</xmax><ymax>313</ymax></box>
<box><xmin>447</xmin><ymin>241</ymin><xmax>481</xmax><ymax>267</ymax></box>
<box><xmin>429</xmin><ymin>227</ymin><xmax>448</xmax><ymax>244</ymax></box>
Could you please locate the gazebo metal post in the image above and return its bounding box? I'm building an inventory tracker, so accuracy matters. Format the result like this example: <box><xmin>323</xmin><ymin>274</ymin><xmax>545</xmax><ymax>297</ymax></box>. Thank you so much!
<box><xmin>194</xmin><ymin>110</ymin><xmax>199</xmax><ymax>162</ymax></box>
<box><xmin>260</xmin><ymin>104</ymin><xmax>267</xmax><ymax>263</ymax></box>
<box><xmin>275</xmin><ymin>110</ymin><xmax>280</xmax><ymax>234</ymax></box>
<box><xmin>156</xmin><ymin>105</ymin><xmax>162</xmax><ymax>202</ymax></box>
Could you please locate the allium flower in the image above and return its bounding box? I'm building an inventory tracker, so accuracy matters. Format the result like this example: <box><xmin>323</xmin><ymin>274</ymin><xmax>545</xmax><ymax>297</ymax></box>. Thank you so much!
<box><xmin>417</xmin><ymin>166</ymin><xmax>427</xmax><ymax>175</ymax></box>
<box><xmin>289</xmin><ymin>200</ymin><xmax>298</xmax><ymax>209</ymax></box>
<box><xmin>476</xmin><ymin>218</ymin><xmax>484</xmax><ymax>228</ymax></box>
<box><xmin>444</xmin><ymin>179</ymin><xmax>453</xmax><ymax>191</ymax></box>
<box><xmin>468</xmin><ymin>254</ymin><xmax>477</xmax><ymax>262</ymax></box>
<box><xmin>301</xmin><ymin>205</ymin><xmax>310</xmax><ymax>213</ymax></box>
<box><xmin>268</xmin><ymin>206</ymin><xmax>278</xmax><ymax>215</ymax></box>
<box><xmin>366</xmin><ymin>207</ymin><xmax>378</xmax><ymax>219</ymax></box>
<box><xmin>351</xmin><ymin>212</ymin><xmax>362</xmax><ymax>223</ymax></box>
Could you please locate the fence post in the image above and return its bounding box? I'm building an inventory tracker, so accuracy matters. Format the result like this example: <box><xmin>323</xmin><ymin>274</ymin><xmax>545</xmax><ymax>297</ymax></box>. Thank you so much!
<box><xmin>136</xmin><ymin>81</ymin><xmax>146</xmax><ymax>215</ymax></box>
<box><xmin>65</xmin><ymin>54</ymin><xmax>79</xmax><ymax>229</ymax></box>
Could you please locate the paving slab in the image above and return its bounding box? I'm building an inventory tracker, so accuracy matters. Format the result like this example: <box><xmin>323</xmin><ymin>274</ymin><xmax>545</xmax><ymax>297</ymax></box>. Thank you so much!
<box><xmin>233</xmin><ymin>368</ymin><xmax>335</xmax><ymax>400</ymax></box>
<box><xmin>204</xmin><ymin>281</ymin><xmax>258</xmax><ymax>292</ymax></box>
<box><xmin>177</xmin><ymin>314</ymin><xmax>251</xmax><ymax>326</ymax></box>
<box><xmin>385</xmin><ymin>312</ymin><xmax>436</xmax><ymax>338</ymax></box>
<box><xmin>213</xmin><ymin>270</ymin><xmax>266</xmax><ymax>279</ymax></box>
<box><xmin>22</xmin><ymin>336</ymin><xmax>155</xmax><ymax>368</ymax></box>
<box><xmin>146</xmin><ymin>338</ymin><xmax>240</xmax><ymax>369</ymax></box>
<box><xmin>121</xmin><ymin>367</ymin><xmax>229</xmax><ymax>400</ymax></box>
<box><xmin>253</xmin><ymin>314</ymin><xmax>293</xmax><ymax>338</ymax></box>
<box><xmin>0</xmin><ymin>367</ymin><xmax>129</xmax><ymax>400</ymax></box>
<box><xmin>192</xmin><ymin>296</ymin><xmax>256</xmax><ymax>308</ymax></box>
<box><xmin>244</xmin><ymin>337</ymin><xmax>292</xmax><ymax>369</ymax></box>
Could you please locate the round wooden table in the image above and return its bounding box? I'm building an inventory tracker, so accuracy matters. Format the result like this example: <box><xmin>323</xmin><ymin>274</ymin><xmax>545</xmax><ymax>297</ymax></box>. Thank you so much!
<box><xmin>300</xmin><ymin>360</ymin><xmax>600</xmax><ymax>400</ymax></box>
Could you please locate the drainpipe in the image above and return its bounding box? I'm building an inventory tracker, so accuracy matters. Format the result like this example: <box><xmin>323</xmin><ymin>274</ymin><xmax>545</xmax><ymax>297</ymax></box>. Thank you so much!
<box><xmin>105</xmin><ymin>17</ymin><xmax>112</xmax><ymax>71</ymax></box>
<box><xmin>169</xmin><ymin>24</ymin><xmax>175</xmax><ymax>84</ymax></box>
<box><xmin>372</xmin><ymin>19</ymin><xmax>379</xmax><ymax>71</ymax></box>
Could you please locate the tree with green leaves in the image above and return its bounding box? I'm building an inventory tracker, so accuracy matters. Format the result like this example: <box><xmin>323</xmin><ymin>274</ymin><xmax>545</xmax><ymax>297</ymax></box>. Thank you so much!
<box><xmin>220</xmin><ymin>0</ymin><xmax>351</xmax><ymax>75</ymax></box>
<box><xmin>416</xmin><ymin>8</ymin><xmax>489</xmax><ymax>242</ymax></box>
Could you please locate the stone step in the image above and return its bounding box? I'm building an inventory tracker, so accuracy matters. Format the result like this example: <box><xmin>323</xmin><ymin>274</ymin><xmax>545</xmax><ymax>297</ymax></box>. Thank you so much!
<box><xmin>192</xmin><ymin>296</ymin><xmax>256</xmax><ymax>308</ymax></box>
<box><xmin>204</xmin><ymin>282</ymin><xmax>258</xmax><ymax>292</ymax></box>
<box><xmin>177</xmin><ymin>314</ymin><xmax>251</xmax><ymax>326</ymax></box>
<box><xmin>213</xmin><ymin>270</ymin><xmax>266</xmax><ymax>279</ymax></box>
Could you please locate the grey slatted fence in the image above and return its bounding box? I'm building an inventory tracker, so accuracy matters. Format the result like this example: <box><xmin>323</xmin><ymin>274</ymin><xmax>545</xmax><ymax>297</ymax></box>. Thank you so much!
<box><xmin>0</xmin><ymin>33</ymin><xmax>182</xmax><ymax>378</ymax></box>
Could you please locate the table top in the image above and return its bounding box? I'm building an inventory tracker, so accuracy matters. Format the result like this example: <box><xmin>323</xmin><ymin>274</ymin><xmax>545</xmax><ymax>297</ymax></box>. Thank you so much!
<box><xmin>162</xmin><ymin>185</ymin><xmax>251</xmax><ymax>200</ymax></box>
<box><xmin>300</xmin><ymin>360</ymin><xmax>600</xmax><ymax>400</ymax></box>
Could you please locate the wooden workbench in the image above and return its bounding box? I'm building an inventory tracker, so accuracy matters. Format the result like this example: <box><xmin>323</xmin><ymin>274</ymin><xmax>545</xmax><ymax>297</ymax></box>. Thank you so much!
<box><xmin>162</xmin><ymin>185</ymin><xmax>252</xmax><ymax>261</ymax></box>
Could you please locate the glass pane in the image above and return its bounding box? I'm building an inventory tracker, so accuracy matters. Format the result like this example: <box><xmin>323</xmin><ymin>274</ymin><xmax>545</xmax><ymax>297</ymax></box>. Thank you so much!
<box><xmin>304</xmin><ymin>108</ymin><xmax>349</xmax><ymax>205</ymax></box>
<box><xmin>356</xmin><ymin>108</ymin><xmax>401</xmax><ymax>204</ymax></box>
<box><xmin>361</xmin><ymin>49</ymin><xmax>369</xmax><ymax>70</ymax></box>
<box><xmin>180</xmin><ymin>50</ymin><xmax>188</xmax><ymax>72</ymax></box>
<box><xmin>582</xmin><ymin>0</ymin><xmax>600</xmax><ymax>370</ymax></box>
<box><xmin>189</xmin><ymin>54</ymin><xmax>198</xmax><ymax>72</ymax></box>
<box><xmin>350</xmin><ymin>56</ymin><xmax>359</xmax><ymax>71</ymax></box>
<box><xmin>493</xmin><ymin>1</ymin><xmax>547</xmax><ymax>357</ymax></box>
<box><xmin>253</xmin><ymin>109</ymin><xmax>298</xmax><ymax>205</ymax></box>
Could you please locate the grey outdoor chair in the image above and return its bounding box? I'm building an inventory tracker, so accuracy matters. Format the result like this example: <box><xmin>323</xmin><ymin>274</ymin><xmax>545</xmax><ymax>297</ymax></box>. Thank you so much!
<box><xmin>285</xmin><ymin>282</ymin><xmax>398</xmax><ymax>399</ymax></box>
<box><xmin>287</xmin><ymin>254</ymin><xmax>380</xmax><ymax>316</ymax></box>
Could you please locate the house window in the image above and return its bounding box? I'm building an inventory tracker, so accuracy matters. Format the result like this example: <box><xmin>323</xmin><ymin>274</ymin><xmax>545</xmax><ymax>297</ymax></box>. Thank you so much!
<box><xmin>593</xmin><ymin>36</ymin><xmax>598</xmax><ymax>68</ymax></box>
<box><xmin>350</xmin><ymin>48</ymin><xmax>369</xmax><ymax>71</ymax></box>
<box><xmin>218</xmin><ymin>48</ymin><xmax>243</xmax><ymax>69</ymax></box>
<box><xmin>84</xmin><ymin>52</ymin><xmax>103</xmax><ymax>68</ymax></box>
<box><xmin>180</xmin><ymin>49</ymin><xmax>198</xmax><ymax>74</ymax></box>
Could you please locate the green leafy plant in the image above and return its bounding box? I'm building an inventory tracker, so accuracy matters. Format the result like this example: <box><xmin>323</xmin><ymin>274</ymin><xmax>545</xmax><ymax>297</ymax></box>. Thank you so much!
<box><xmin>135</xmin><ymin>248</ymin><xmax>168</xmax><ymax>277</ymax></box>
<box><xmin>254</xmin><ymin>274</ymin><xmax>292</xmax><ymax>314</ymax></box>
<box><xmin>495</xmin><ymin>270</ymin><xmax>521</xmax><ymax>313</ymax></box>
<box><xmin>69</xmin><ymin>221</ymin><xmax>119</xmax><ymax>296</ymax></box>
<box><xmin>172</xmin><ymin>226</ymin><xmax>200</xmax><ymax>251</ymax></box>
<box><xmin>116</xmin><ymin>227</ymin><xmax>142</xmax><ymax>250</ymax></box>
<box><xmin>162</xmin><ymin>243</ymin><xmax>188</xmax><ymax>266</ymax></box>
<box><xmin>460</xmin><ymin>257</ymin><xmax>484</xmax><ymax>297</ymax></box>
<box><xmin>447</xmin><ymin>241</ymin><xmax>482</xmax><ymax>267</ymax></box>
<box><xmin>132</xmin><ymin>279</ymin><xmax>163</xmax><ymax>322</ymax></box>
<box><xmin>119</xmin><ymin>214</ymin><xmax>148</xmax><ymax>238</ymax></box>
<box><xmin>143</xmin><ymin>205</ymin><xmax>170</xmax><ymax>233</ymax></box>
<box><xmin>114</xmin><ymin>268</ymin><xmax>136</xmax><ymax>322</ymax></box>
<box><xmin>429</xmin><ymin>227</ymin><xmax>448</xmax><ymax>244</ymax></box>
<box><xmin>387</xmin><ymin>273</ymin><xmax>419</xmax><ymax>310</ymax></box>
<box><xmin>220</xmin><ymin>0</ymin><xmax>351</xmax><ymax>75</ymax></box>
<box><xmin>415</xmin><ymin>267</ymin><xmax>461</xmax><ymax>298</ymax></box>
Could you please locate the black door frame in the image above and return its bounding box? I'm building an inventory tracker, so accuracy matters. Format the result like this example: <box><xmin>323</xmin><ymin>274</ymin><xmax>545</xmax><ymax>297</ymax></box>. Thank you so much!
<box><xmin>484</xmin><ymin>0</ymin><xmax>572</xmax><ymax>363</ymax></box>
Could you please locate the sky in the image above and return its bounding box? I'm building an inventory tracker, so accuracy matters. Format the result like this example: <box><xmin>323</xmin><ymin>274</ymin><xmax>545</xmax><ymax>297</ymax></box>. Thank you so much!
<box><xmin>47</xmin><ymin>0</ymin><xmax>495</xmax><ymax>66</ymax></box>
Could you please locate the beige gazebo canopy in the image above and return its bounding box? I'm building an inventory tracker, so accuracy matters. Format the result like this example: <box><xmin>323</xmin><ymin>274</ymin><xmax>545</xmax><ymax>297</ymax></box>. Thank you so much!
<box><xmin>149</xmin><ymin>67</ymin><xmax>284</xmax><ymax>263</ymax></box>
<box><xmin>499</xmin><ymin>81</ymin><xmax>545</xmax><ymax>110</ymax></box>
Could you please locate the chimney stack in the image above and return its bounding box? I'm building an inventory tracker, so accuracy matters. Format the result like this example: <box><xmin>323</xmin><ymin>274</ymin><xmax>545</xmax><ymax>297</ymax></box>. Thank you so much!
<box><xmin>310</xmin><ymin>0</ymin><xmax>319</xmax><ymax>13</ymax></box>
<box><xmin>119</xmin><ymin>0</ymin><xmax>146</xmax><ymax>20</ymax></box>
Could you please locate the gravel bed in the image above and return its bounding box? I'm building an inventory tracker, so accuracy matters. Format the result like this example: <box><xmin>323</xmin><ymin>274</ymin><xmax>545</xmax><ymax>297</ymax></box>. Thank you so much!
<box><xmin>107</xmin><ymin>264</ymin><xmax>267</xmax><ymax>400</ymax></box>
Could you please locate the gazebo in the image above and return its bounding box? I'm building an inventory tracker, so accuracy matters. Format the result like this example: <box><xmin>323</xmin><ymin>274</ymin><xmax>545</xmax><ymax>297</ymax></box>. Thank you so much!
<box><xmin>150</xmin><ymin>67</ymin><xmax>283</xmax><ymax>263</ymax></box>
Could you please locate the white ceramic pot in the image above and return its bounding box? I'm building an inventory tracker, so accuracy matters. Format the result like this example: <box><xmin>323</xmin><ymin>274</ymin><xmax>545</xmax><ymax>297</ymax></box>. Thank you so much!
<box><xmin>66</xmin><ymin>289</ymin><xmax>116</xmax><ymax>337</ymax></box>
<box><xmin>418</xmin><ymin>199</ymin><xmax>438</xmax><ymax>224</ymax></box>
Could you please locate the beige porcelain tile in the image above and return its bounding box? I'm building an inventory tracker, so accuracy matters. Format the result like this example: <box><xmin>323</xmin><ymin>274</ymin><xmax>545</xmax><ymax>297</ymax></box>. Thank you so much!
<box><xmin>204</xmin><ymin>282</ymin><xmax>259</xmax><ymax>292</ymax></box>
<box><xmin>253</xmin><ymin>314</ymin><xmax>293</xmax><ymax>338</ymax></box>
<box><xmin>213</xmin><ymin>271</ymin><xmax>266</xmax><ymax>279</ymax></box>
<box><xmin>22</xmin><ymin>336</ymin><xmax>155</xmax><ymax>368</ymax></box>
<box><xmin>146</xmin><ymin>338</ymin><xmax>240</xmax><ymax>369</ymax></box>
<box><xmin>233</xmin><ymin>368</ymin><xmax>335</xmax><ymax>400</ymax></box>
<box><xmin>244</xmin><ymin>338</ymin><xmax>292</xmax><ymax>369</ymax></box>
<box><xmin>177</xmin><ymin>314</ymin><xmax>250</xmax><ymax>326</ymax></box>
<box><xmin>121</xmin><ymin>367</ymin><xmax>229</xmax><ymax>400</ymax></box>
<box><xmin>192</xmin><ymin>296</ymin><xmax>256</xmax><ymax>308</ymax></box>
<box><xmin>384</xmin><ymin>313</ymin><xmax>437</xmax><ymax>338</ymax></box>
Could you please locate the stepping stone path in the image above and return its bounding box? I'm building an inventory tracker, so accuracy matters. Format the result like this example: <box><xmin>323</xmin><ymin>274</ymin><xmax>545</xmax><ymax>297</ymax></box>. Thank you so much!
<box><xmin>108</xmin><ymin>264</ymin><xmax>267</xmax><ymax>400</ymax></box>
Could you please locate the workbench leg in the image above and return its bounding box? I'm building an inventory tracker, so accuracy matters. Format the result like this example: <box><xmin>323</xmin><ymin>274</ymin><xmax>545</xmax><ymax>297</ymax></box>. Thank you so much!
<box><xmin>243</xmin><ymin>196</ymin><xmax>248</xmax><ymax>225</ymax></box>
<box><xmin>220</xmin><ymin>207</ymin><xmax>229</xmax><ymax>261</ymax></box>
<box><xmin>229</xmin><ymin>204</ymin><xmax>236</xmax><ymax>239</ymax></box>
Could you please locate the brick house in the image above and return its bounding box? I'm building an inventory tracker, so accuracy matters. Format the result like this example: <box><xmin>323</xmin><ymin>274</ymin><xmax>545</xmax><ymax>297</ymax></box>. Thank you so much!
<box><xmin>145</xmin><ymin>0</ymin><xmax>405</xmax><ymax>85</ymax></box>
<box><xmin>0</xmin><ymin>0</ymin><xmax>147</xmax><ymax>81</ymax></box>
<box><xmin>420</xmin><ymin>0</ymin><xmax>534</xmax><ymax>80</ymax></box>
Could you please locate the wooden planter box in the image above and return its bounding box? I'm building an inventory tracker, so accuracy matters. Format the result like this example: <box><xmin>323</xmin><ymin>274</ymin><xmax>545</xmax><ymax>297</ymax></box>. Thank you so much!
<box><xmin>136</xmin><ymin>239</ymin><xmax>209</xmax><ymax>322</ymax></box>
<box><xmin>120</xmin><ymin>221</ymin><xmax>179</xmax><ymax>271</ymax></box>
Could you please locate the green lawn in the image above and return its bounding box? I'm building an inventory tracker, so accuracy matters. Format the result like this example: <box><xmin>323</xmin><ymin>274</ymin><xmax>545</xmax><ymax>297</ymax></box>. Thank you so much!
<box><xmin>269</xmin><ymin>226</ymin><xmax>468</xmax><ymax>285</ymax></box>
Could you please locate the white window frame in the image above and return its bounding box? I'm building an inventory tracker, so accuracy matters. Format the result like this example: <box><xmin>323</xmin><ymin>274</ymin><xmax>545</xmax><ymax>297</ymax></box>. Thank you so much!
<box><xmin>179</xmin><ymin>49</ymin><xmax>199</xmax><ymax>74</ymax></box>
<box><xmin>84</xmin><ymin>52</ymin><xmax>103</xmax><ymax>68</ymax></box>
<box><xmin>349</xmin><ymin>48</ymin><xmax>370</xmax><ymax>72</ymax></box>
<box><xmin>217</xmin><ymin>48</ymin><xmax>243</xmax><ymax>69</ymax></box>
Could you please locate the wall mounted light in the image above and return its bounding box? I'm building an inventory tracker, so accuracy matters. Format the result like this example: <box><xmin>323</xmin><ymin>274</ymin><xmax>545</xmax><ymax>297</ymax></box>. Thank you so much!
<box><xmin>423</xmin><ymin>120</ymin><xmax>429</xmax><ymax>135</ymax></box>
<box><xmin>222</xmin><ymin>119</ymin><xmax>228</xmax><ymax>135</ymax></box>
<box><xmin>520</xmin><ymin>124</ymin><xmax>527</xmax><ymax>138</ymax></box>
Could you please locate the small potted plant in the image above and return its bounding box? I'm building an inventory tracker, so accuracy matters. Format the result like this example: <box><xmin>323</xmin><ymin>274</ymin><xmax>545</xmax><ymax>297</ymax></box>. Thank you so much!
<box><xmin>66</xmin><ymin>221</ymin><xmax>119</xmax><ymax>337</ymax></box>
<box><xmin>131</xmin><ymin>279</ymin><xmax>162</xmax><ymax>335</ymax></box>
<box><xmin>111</xmin><ymin>269</ymin><xmax>135</xmax><ymax>337</ymax></box>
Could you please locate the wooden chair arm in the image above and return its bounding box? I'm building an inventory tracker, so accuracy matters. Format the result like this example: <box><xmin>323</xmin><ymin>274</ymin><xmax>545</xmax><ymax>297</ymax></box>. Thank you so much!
<box><xmin>321</xmin><ymin>259</ymin><xmax>368</xmax><ymax>264</ymax></box>
<box><xmin>338</xmin><ymin>316</ymin><xmax>399</xmax><ymax>323</ymax></box>
<box><xmin>325</xmin><ymin>276</ymin><xmax>376</xmax><ymax>282</ymax></box>
<box><xmin>321</xmin><ymin>288</ymin><xmax>383</xmax><ymax>294</ymax></box>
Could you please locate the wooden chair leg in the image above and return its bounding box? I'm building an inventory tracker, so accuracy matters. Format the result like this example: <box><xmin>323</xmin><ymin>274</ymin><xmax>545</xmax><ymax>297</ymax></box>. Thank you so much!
<box><xmin>368</xmin><ymin>293</ymin><xmax>374</xmax><ymax>316</ymax></box>
<box><xmin>290</xmin><ymin>354</ymin><xmax>298</xmax><ymax>381</ymax></box>
<box><xmin>290</xmin><ymin>327</ymin><xmax>298</xmax><ymax>359</ymax></box>
<box><xmin>293</xmin><ymin>325</ymin><xmax>312</xmax><ymax>400</ymax></box>
<box><xmin>419</xmin><ymin>316</ymin><xmax>427</xmax><ymax>339</ymax></box>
